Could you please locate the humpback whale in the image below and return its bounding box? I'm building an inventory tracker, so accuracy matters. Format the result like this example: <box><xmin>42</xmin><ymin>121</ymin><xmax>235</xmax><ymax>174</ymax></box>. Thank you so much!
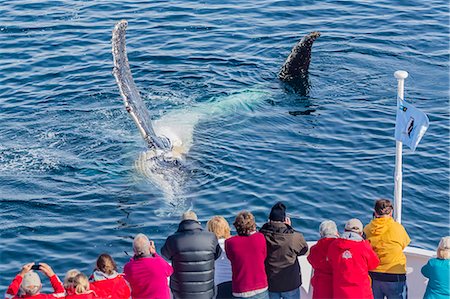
<box><xmin>111</xmin><ymin>20</ymin><xmax>319</xmax><ymax>201</ymax></box>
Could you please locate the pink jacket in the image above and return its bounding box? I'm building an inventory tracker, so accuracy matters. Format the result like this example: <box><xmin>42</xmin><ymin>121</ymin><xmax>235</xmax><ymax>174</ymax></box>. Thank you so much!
<box><xmin>123</xmin><ymin>253</ymin><xmax>173</xmax><ymax>299</ymax></box>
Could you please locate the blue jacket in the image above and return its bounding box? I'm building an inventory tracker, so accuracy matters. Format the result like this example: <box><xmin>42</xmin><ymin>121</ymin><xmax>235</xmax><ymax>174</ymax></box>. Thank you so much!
<box><xmin>421</xmin><ymin>258</ymin><xmax>450</xmax><ymax>299</ymax></box>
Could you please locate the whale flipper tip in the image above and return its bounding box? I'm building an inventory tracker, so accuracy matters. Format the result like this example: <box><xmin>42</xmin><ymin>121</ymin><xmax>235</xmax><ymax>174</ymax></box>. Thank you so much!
<box><xmin>279</xmin><ymin>31</ymin><xmax>321</xmax><ymax>83</ymax></box>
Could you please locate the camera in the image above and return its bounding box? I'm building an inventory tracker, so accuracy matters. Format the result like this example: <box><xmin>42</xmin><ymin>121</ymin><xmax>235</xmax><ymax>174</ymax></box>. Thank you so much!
<box><xmin>31</xmin><ymin>264</ymin><xmax>40</xmax><ymax>270</ymax></box>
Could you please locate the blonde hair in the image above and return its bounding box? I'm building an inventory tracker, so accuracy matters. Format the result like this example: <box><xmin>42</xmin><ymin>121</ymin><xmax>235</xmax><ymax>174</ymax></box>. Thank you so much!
<box><xmin>207</xmin><ymin>216</ymin><xmax>231</xmax><ymax>239</ymax></box>
<box><xmin>73</xmin><ymin>273</ymin><xmax>90</xmax><ymax>294</ymax></box>
<box><xmin>437</xmin><ymin>236</ymin><xmax>450</xmax><ymax>259</ymax></box>
<box><xmin>64</xmin><ymin>269</ymin><xmax>80</xmax><ymax>290</ymax></box>
<box><xmin>96</xmin><ymin>253</ymin><xmax>117</xmax><ymax>275</ymax></box>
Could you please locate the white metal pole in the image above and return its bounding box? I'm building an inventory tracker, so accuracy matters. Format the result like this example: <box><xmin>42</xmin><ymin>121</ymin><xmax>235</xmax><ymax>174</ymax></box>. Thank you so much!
<box><xmin>393</xmin><ymin>70</ymin><xmax>408</xmax><ymax>223</ymax></box>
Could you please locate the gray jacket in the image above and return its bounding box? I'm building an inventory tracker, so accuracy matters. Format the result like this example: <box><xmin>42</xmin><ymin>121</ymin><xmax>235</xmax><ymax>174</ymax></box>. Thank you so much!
<box><xmin>161</xmin><ymin>220</ymin><xmax>222</xmax><ymax>299</ymax></box>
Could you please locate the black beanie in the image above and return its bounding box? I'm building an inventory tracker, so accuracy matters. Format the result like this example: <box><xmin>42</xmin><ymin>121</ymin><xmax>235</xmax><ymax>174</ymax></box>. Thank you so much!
<box><xmin>269</xmin><ymin>202</ymin><xmax>286</xmax><ymax>222</ymax></box>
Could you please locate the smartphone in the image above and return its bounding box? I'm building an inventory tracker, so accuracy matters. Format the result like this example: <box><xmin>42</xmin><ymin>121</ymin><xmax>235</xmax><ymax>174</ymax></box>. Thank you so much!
<box><xmin>31</xmin><ymin>264</ymin><xmax>40</xmax><ymax>270</ymax></box>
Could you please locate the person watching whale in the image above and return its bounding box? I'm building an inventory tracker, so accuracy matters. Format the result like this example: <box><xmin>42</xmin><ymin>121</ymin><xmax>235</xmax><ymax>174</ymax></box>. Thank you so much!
<box><xmin>161</xmin><ymin>211</ymin><xmax>222</xmax><ymax>299</ymax></box>
<box><xmin>5</xmin><ymin>262</ymin><xmax>65</xmax><ymax>299</ymax></box>
<box><xmin>364</xmin><ymin>199</ymin><xmax>411</xmax><ymax>299</ymax></box>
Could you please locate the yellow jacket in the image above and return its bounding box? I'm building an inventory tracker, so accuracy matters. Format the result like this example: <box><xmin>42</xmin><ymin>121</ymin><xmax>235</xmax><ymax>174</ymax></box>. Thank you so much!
<box><xmin>363</xmin><ymin>217</ymin><xmax>410</xmax><ymax>274</ymax></box>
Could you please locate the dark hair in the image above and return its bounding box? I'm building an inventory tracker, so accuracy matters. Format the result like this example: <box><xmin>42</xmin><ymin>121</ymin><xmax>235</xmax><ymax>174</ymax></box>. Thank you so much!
<box><xmin>233</xmin><ymin>211</ymin><xmax>256</xmax><ymax>236</ymax></box>
<box><xmin>374</xmin><ymin>199</ymin><xmax>393</xmax><ymax>216</ymax></box>
<box><xmin>96</xmin><ymin>253</ymin><xmax>117</xmax><ymax>275</ymax></box>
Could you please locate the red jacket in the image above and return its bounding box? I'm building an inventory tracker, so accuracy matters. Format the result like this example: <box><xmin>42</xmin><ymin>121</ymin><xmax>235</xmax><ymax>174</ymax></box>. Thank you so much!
<box><xmin>89</xmin><ymin>273</ymin><xmax>130</xmax><ymax>299</ymax></box>
<box><xmin>307</xmin><ymin>238</ymin><xmax>336</xmax><ymax>299</ymax></box>
<box><xmin>65</xmin><ymin>294</ymin><xmax>97</xmax><ymax>299</ymax></box>
<box><xmin>225</xmin><ymin>232</ymin><xmax>267</xmax><ymax>294</ymax></box>
<box><xmin>327</xmin><ymin>235</ymin><xmax>380</xmax><ymax>299</ymax></box>
<box><xmin>123</xmin><ymin>253</ymin><xmax>173</xmax><ymax>299</ymax></box>
<box><xmin>5</xmin><ymin>274</ymin><xmax>65</xmax><ymax>299</ymax></box>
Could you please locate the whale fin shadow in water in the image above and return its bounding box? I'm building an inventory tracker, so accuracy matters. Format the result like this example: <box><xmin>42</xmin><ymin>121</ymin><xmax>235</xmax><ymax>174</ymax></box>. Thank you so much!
<box><xmin>279</xmin><ymin>31</ymin><xmax>321</xmax><ymax>96</ymax></box>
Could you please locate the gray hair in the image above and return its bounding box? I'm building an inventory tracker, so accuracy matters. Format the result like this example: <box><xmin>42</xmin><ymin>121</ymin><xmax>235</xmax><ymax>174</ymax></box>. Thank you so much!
<box><xmin>20</xmin><ymin>272</ymin><xmax>41</xmax><ymax>296</ymax></box>
<box><xmin>133</xmin><ymin>233</ymin><xmax>151</xmax><ymax>256</ymax></box>
<box><xmin>438</xmin><ymin>236</ymin><xmax>450</xmax><ymax>259</ymax></box>
<box><xmin>181</xmin><ymin>210</ymin><xmax>198</xmax><ymax>221</ymax></box>
<box><xmin>319</xmin><ymin>220</ymin><xmax>338</xmax><ymax>238</ymax></box>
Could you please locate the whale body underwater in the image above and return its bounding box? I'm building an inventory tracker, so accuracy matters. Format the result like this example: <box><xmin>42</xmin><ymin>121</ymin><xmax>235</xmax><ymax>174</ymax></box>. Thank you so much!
<box><xmin>111</xmin><ymin>20</ymin><xmax>320</xmax><ymax>204</ymax></box>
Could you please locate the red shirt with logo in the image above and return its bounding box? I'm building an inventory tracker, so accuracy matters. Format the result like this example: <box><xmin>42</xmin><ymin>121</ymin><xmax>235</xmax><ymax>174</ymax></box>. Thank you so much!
<box><xmin>327</xmin><ymin>236</ymin><xmax>380</xmax><ymax>299</ymax></box>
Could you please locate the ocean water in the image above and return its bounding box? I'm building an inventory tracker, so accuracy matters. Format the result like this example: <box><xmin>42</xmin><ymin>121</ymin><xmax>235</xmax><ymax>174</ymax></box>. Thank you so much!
<box><xmin>0</xmin><ymin>0</ymin><xmax>448</xmax><ymax>290</ymax></box>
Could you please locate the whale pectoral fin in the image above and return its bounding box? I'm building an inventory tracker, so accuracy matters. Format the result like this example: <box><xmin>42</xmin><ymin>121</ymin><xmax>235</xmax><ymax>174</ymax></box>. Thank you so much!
<box><xmin>112</xmin><ymin>20</ymin><xmax>170</xmax><ymax>150</ymax></box>
<box><xmin>279</xmin><ymin>31</ymin><xmax>321</xmax><ymax>82</ymax></box>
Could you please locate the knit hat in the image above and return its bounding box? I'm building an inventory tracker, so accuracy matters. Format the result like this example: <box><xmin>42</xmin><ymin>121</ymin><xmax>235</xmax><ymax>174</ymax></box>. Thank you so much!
<box><xmin>344</xmin><ymin>218</ymin><xmax>363</xmax><ymax>234</ymax></box>
<box><xmin>269</xmin><ymin>202</ymin><xmax>286</xmax><ymax>222</ymax></box>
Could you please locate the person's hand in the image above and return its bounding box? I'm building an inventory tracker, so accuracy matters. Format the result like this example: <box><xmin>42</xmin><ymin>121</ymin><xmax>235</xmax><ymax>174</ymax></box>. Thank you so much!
<box><xmin>149</xmin><ymin>240</ymin><xmax>156</xmax><ymax>255</ymax></box>
<box><xmin>39</xmin><ymin>263</ymin><xmax>55</xmax><ymax>278</ymax></box>
<box><xmin>19</xmin><ymin>263</ymin><xmax>34</xmax><ymax>277</ymax></box>
<box><xmin>284</xmin><ymin>217</ymin><xmax>291</xmax><ymax>226</ymax></box>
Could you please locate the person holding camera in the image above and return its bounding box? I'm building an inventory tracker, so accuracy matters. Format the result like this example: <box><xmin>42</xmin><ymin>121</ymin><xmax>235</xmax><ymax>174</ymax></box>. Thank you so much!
<box><xmin>124</xmin><ymin>233</ymin><xmax>173</xmax><ymax>299</ymax></box>
<box><xmin>5</xmin><ymin>262</ymin><xmax>65</xmax><ymax>298</ymax></box>
<box><xmin>259</xmin><ymin>202</ymin><xmax>308</xmax><ymax>299</ymax></box>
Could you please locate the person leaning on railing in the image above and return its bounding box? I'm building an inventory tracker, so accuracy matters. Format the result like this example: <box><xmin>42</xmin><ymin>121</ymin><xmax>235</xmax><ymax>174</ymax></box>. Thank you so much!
<box><xmin>5</xmin><ymin>262</ymin><xmax>65</xmax><ymax>299</ymax></box>
<box><xmin>421</xmin><ymin>236</ymin><xmax>450</xmax><ymax>299</ymax></box>
<box><xmin>363</xmin><ymin>199</ymin><xmax>411</xmax><ymax>299</ymax></box>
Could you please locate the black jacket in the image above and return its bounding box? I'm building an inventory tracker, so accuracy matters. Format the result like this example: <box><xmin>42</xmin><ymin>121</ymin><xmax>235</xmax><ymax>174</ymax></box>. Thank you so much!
<box><xmin>161</xmin><ymin>220</ymin><xmax>222</xmax><ymax>299</ymax></box>
<box><xmin>259</xmin><ymin>222</ymin><xmax>308</xmax><ymax>292</ymax></box>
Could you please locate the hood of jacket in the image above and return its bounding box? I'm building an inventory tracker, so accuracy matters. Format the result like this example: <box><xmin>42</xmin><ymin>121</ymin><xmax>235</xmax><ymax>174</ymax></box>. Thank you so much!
<box><xmin>341</xmin><ymin>231</ymin><xmax>364</xmax><ymax>242</ymax></box>
<box><xmin>368</xmin><ymin>217</ymin><xmax>393</xmax><ymax>236</ymax></box>
<box><xmin>90</xmin><ymin>270</ymin><xmax>119</xmax><ymax>281</ymax></box>
<box><xmin>177</xmin><ymin>219</ymin><xmax>203</xmax><ymax>232</ymax></box>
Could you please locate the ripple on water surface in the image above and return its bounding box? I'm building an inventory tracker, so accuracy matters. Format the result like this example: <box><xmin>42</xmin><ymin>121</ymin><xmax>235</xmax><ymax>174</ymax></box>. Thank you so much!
<box><xmin>0</xmin><ymin>0</ymin><xmax>449</xmax><ymax>290</ymax></box>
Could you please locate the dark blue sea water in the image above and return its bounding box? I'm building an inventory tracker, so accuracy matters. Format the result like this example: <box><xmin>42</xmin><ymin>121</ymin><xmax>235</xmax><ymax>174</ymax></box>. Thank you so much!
<box><xmin>0</xmin><ymin>0</ymin><xmax>448</xmax><ymax>290</ymax></box>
